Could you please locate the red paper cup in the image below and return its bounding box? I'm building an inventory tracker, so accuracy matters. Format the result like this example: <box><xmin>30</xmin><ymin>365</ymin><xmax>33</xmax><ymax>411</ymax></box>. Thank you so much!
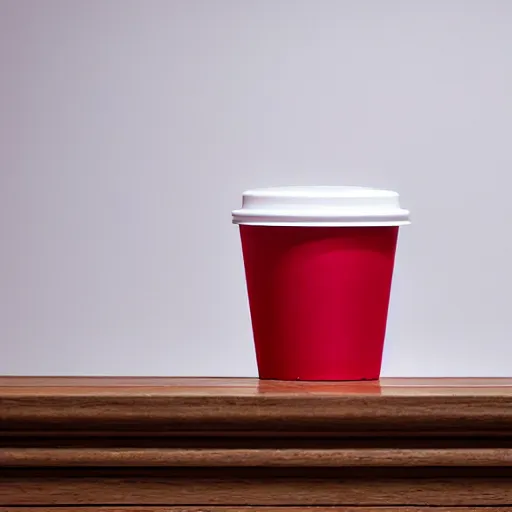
<box><xmin>233</xmin><ymin>187</ymin><xmax>410</xmax><ymax>381</ymax></box>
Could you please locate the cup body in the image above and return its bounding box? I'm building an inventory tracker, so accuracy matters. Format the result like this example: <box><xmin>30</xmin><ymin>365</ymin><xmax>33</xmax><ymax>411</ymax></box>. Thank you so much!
<box><xmin>240</xmin><ymin>225</ymin><xmax>399</xmax><ymax>381</ymax></box>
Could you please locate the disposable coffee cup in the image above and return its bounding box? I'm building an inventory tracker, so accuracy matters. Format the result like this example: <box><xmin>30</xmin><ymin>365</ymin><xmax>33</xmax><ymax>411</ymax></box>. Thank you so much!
<box><xmin>232</xmin><ymin>186</ymin><xmax>410</xmax><ymax>381</ymax></box>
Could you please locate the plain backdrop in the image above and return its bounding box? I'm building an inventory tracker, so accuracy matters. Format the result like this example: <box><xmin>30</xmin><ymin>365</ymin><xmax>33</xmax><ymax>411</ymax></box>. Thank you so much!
<box><xmin>1</xmin><ymin>0</ymin><xmax>511</xmax><ymax>376</ymax></box>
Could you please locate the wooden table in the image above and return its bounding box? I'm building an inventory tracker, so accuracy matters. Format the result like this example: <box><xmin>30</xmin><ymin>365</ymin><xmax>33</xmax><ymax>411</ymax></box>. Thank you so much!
<box><xmin>1</xmin><ymin>377</ymin><xmax>512</xmax><ymax>510</ymax></box>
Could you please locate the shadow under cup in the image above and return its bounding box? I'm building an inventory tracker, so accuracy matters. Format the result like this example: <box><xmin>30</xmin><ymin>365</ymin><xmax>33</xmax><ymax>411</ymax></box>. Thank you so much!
<box><xmin>240</xmin><ymin>225</ymin><xmax>399</xmax><ymax>381</ymax></box>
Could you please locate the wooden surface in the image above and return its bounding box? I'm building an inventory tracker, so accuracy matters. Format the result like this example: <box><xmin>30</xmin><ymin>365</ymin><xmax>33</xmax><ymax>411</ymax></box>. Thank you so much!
<box><xmin>2</xmin><ymin>475</ymin><xmax>512</xmax><ymax>506</ymax></box>
<box><xmin>3</xmin><ymin>446</ymin><xmax>512</xmax><ymax>467</ymax></box>
<box><xmin>2</xmin><ymin>377</ymin><xmax>512</xmax><ymax>434</ymax></box>
<box><xmin>2</xmin><ymin>377</ymin><xmax>512</xmax><ymax>507</ymax></box>
<box><xmin>2</xmin><ymin>509</ymin><xmax>512</xmax><ymax>512</ymax></box>
<box><xmin>2</xmin><ymin>467</ymin><xmax>512</xmax><ymax>505</ymax></box>
<box><xmin>3</xmin><ymin>375</ymin><xmax>512</xmax><ymax>390</ymax></box>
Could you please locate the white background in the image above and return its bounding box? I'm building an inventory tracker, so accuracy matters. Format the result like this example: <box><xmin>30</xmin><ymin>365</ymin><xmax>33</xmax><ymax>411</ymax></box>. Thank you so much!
<box><xmin>1</xmin><ymin>0</ymin><xmax>511</xmax><ymax>376</ymax></box>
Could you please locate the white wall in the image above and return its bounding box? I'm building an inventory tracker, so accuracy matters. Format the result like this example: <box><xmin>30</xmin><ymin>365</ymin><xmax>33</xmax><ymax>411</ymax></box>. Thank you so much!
<box><xmin>1</xmin><ymin>0</ymin><xmax>511</xmax><ymax>376</ymax></box>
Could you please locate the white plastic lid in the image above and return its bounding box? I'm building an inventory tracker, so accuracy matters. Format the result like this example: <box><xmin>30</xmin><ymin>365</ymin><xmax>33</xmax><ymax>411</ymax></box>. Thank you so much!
<box><xmin>232</xmin><ymin>186</ymin><xmax>410</xmax><ymax>226</ymax></box>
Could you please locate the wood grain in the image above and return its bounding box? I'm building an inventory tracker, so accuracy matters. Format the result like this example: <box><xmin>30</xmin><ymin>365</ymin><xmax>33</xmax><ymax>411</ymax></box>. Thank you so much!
<box><xmin>2</xmin><ymin>376</ymin><xmax>512</xmax><ymax>391</ymax></box>
<box><xmin>2</xmin><ymin>509</ymin><xmax>512</xmax><ymax>512</ymax></box>
<box><xmin>1</xmin><ymin>472</ymin><xmax>512</xmax><ymax>505</ymax></box>
<box><xmin>2</xmin><ymin>447</ymin><xmax>512</xmax><ymax>467</ymax></box>
<box><xmin>2</xmin><ymin>377</ymin><xmax>512</xmax><ymax>434</ymax></box>
<box><xmin>3</xmin><ymin>509</ymin><xmax>512</xmax><ymax>512</ymax></box>
<box><xmin>3</xmin><ymin>378</ymin><xmax>512</xmax><ymax>507</ymax></box>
